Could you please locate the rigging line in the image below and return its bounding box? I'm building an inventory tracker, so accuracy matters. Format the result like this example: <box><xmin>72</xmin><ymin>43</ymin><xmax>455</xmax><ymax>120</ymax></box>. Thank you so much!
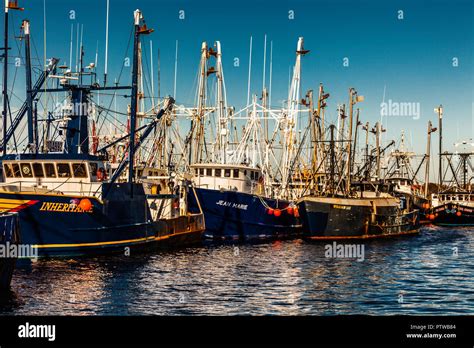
<box><xmin>96</xmin><ymin>23</ymin><xmax>134</xmax><ymax>136</ymax></box>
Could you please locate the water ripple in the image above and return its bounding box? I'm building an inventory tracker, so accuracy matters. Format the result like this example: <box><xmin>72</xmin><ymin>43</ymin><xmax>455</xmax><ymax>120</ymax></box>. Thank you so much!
<box><xmin>0</xmin><ymin>226</ymin><xmax>473</xmax><ymax>315</ymax></box>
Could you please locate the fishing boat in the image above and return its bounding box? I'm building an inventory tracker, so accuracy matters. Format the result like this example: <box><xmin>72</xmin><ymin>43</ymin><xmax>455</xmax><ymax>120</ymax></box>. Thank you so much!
<box><xmin>0</xmin><ymin>8</ymin><xmax>204</xmax><ymax>256</ymax></box>
<box><xmin>384</xmin><ymin>130</ymin><xmax>432</xmax><ymax>213</ymax></box>
<box><xmin>297</xmin><ymin>88</ymin><xmax>420</xmax><ymax>240</ymax></box>
<box><xmin>185</xmin><ymin>39</ymin><xmax>303</xmax><ymax>242</ymax></box>
<box><xmin>425</xmin><ymin>106</ymin><xmax>474</xmax><ymax>226</ymax></box>
<box><xmin>0</xmin><ymin>213</ymin><xmax>19</xmax><ymax>290</ymax></box>
<box><xmin>429</xmin><ymin>191</ymin><xmax>474</xmax><ymax>226</ymax></box>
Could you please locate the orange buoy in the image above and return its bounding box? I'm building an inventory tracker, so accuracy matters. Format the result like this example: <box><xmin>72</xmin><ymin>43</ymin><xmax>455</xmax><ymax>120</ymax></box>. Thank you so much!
<box><xmin>287</xmin><ymin>207</ymin><xmax>294</xmax><ymax>215</ymax></box>
<box><xmin>267</xmin><ymin>208</ymin><xmax>274</xmax><ymax>215</ymax></box>
<box><xmin>456</xmin><ymin>211</ymin><xmax>462</xmax><ymax>217</ymax></box>
<box><xmin>274</xmin><ymin>209</ymin><xmax>281</xmax><ymax>217</ymax></box>
<box><xmin>79</xmin><ymin>198</ymin><xmax>92</xmax><ymax>212</ymax></box>
<box><xmin>294</xmin><ymin>208</ymin><xmax>300</xmax><ymax>218</ymax></box>
<box><xmin>428</xmin><ymin>214</ymin><xmax>435</xmax><ymax>220</ymax></box>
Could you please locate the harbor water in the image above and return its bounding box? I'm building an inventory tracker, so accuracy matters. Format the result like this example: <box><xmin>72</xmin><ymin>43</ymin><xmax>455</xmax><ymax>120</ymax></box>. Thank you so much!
<box><xmin>0</xmin><ymin>226</ymin><xmax>473</xmax><ymax>316</ymax></box>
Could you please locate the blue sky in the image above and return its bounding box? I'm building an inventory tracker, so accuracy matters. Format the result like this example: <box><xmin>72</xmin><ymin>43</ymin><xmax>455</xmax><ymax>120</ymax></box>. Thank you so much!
<box><xmin>4</xmin><ymin>0</ymin><xmax>473</xmax><ymax>156</ymax></box>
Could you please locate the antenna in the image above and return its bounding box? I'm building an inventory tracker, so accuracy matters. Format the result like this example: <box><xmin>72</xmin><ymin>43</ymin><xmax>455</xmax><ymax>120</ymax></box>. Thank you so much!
<box><xmin>43</xmin><ymin>0</ymin><xmax>47</xmax><ymax>68</ymax></box>
<box><xmin>95</xmin><ymin>40</ymin><xmax>99</xmax><ymax>68</ymax></box>
<box><xmin>104</xmin><ymin>0</ymin><xmax>109</xmax><ymax>86</ymax></box>
<box><xmin>69</xmin><ymin>24</ymin><xmax>73</xmax><ymax>70</ymax></box>
<box><xmin>246</xmin><ymin>36</ymin><xmax>252</xmax><ymax>106</ymax></box>
<box><xmin>262</xmin><ymin>34</ymin><xmax>266</xmax><ymax>91</ymax></box>
<box><xmin>150</xmin><ymin>40</ymin><xmax>154</xmax><ymax>109</ymax></box>
<box><xmin>75</xmin><ymin>23</ymin><xmax>79</xmax><ymax>72</ymax></box>
<box><xmin>173</xmin><ymin>40</ymin><xmax>178</xmax><ymax>98</ymax></box>
<box><xmin>269</xmin><ymin>40</ymin><xmax>273</xmax><ymax>107</ymax></box>
<box><xmin>157</xmin><ymin>47</ymin><xmax>160</xmax><ymax>101</ymax></box>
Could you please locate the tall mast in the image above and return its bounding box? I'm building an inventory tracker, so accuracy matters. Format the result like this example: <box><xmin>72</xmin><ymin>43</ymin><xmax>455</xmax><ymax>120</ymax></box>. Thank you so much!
<box><xmin>363</xmin><ymin>122</ymin><xmax>370</xmax><ymax>180</ymax></box>
<box><xmin>246</xmin><ymin>36</ymin><xmax>252</xmax><ymax>106</ymax></box>
<box><xmin>150</xmin><ymin>40</ymin><xmax>155</xmax><ymax>110</ymax></box>
<box><xmin>307</xmin><ymin>89</ymin><xmax>316</xmax><ymax>173</ymax></box>
<box><xmin>268</xmin><ymin>40</ymin><xmax>273</xmax><ymax>107</ymax></box>
<box><xmin>129</xmin><ymin>9</ymin><xmax>153</xmax><ymax>188</ymax></box>
<box><xmin>173</xmin><ymin>40</ymin><xmax>178</xmax><ymax>98</ymax></box>
<box><xmin>375</xmin><ymin>122</ymin><xmax>381</xmax><ymax>180</ymax></box>
<box><xmin>281</xmin><ymin>37</ymin><xmax>307</xmax><ymax>193</ymax></box>
<box><xmin>329</xmin><ymin>124</ymin><xmax>336</xmax><ymax>196</ymax></box>
<box><xmin>346</xmin><ymin>89</ymin><xmax>355</xmax><ymax>193</ymax></box>
<box><xmin>104</xmin><ymin>0</ymin><xmax>109</xmax><ymax>86</ymax></box>
<box><xmin>215</xmin><ymin>41</ymin><xmax>228</xmax><ymax>164</ymax></box>
<box><xmin>2</xmin><ymin>0</ymin><xmax>22</xmax><ymax>155</ymax></box>
<box><xmin>424</xmin><ymin>121</ymin><xmax>436</xmax><ymax>197</ymax></box>
<box><xmin>190</xmin><ymin>41</ymin><xmax>208</xmax><ymax>165</ymax></box>
<box><xmin>346</xmin><ymin>88</ymin><xmax>363</xmax><ymax>192</ymax></box>
<box><xmin>2</xmin><ymin>0</ymin><xmax>9</xmax><ymax>155</ymax></box>
<box><xmin>436</xmin><ymin>105</ymin><xmax>443</xmax><ymax>191</ymax></box>
<box><xmin>352</xmin><ymin>108</ymin><xmax>360</xmax><ymax>173</ymax></box>
<box><xmin>22</xmin><ymin>19</ymin><xmax>36</xmax><ymax>152</ymax></box>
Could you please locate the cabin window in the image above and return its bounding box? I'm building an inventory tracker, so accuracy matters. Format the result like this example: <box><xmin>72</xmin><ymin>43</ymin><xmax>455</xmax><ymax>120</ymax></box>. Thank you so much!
<box><xmin>32</xmin><ymin>163</ymin><xmax>44</xmax><ymax>178</ymax></box>
<box><xmin>199</xmin><ymin>168</ymin><xmax>204</xmax><ymax>176</ymax></box>
<box><xmin>195</xmin><ymin>168</ymin><xmax>198</xmax><ymax>175</ymax></box>
<box><xmin>224</xmin><ymin>169</ymin><xmax>231</xmax><ymax>178</ymax></box>
<box><xmin>44</xmin><ymin>163</ymin><xmax>57</xmax><ymax>178</ymax></box>
<box><xmin>215</xmin><ymin>169</ymin><xmax>222</xmax><ymax>177</ymax></box>
<box><xmin>11</xmin><ymin>163</ymin><xmax>21</xmax><ymax>178</ymax></box>
<box><xmin>57</xmin><ymin>163</ymin><xmax>72</xmax><ymax>178</ymax></box>
<box><xmin>3</xmin><ymin>164</ymin><xmax>13</xmax><ymax>178</ymax></box>
<box><xmin>206</xmin><ymin>168</ymin><xmax>212</xmax><ymax>176</ymax></box>
<box><xmin>233</xmin><ymin>169</ymin><xmax>239</xmax><ymax>178</ymax></box>
<box><xmin>72</xmin><ymin>163</ymin><xmax>87</xmax><ymax>178</ymax></box>
<box><xmin>20</xmin><ymin>163</ymin><xmax>33</xmax><ymax>178</ymax></box>
<box><xmin>90</xmin><ymin>163</ymin><xmax>98</xmax><ymax>177</ymax></box>
<box><xmin>250</xmin><ymin>171</ymin><xmax>255</xmax><ymax>180</ymax></box>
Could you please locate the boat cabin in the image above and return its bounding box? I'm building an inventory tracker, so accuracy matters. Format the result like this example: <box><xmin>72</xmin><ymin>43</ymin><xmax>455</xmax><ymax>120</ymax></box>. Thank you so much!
<box><xmin>191</xmin><ymin>163</ymin><xmax>262</xmax><ymax>194</ymax></box>
<box><xmin>431</xmin><ymin>192</ymin><xmax>474</xmax><ymax>207</ymax></box>
<box><xmin>0</xmin><ymin>155</ymin><xmax>107</xmax><ymax>195</ymax></box>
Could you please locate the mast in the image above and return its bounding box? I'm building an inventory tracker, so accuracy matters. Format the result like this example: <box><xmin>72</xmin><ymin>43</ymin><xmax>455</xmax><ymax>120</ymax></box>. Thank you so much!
<box><xmin>2</xmin><ymin>1</ymin><xmax>9</xmax><ymax>155</ymax></box>
<box><xmin>246</xmin><ymin>36</ymin><xmax>252</xmax><ymax>107</ymax></box>
<box><xmin>104</xmin><ymin>0</ymin><xmax>109</xmax><ymax>86</ymax></box>
<box><xmin>281</xmin><ymin>37</ymin><xmax>307</xmax><ymax>194</ymax></box>
<box><xmin>2</xmin><ymin>0</ymin><xmax>22</xmax><ymax>155</ymax></box>
<box><xmin>215</xmin><ymin>41</ymin><xmax>228</xmax><ymax>164</ymax></box>
<box><xmin>352</xmin><ymin>108</ymin><xmax>360</xmax><ymax>174</ymax></box>
<box><xmin>346</xmin><ymin>89</ymin><xmax>355</xmax><ymax>193</ymax></box>
<box><xmin>307</xmin><ymin>89</ymin><xmax>316</xmax><ymax>174</ymax></box>
<box><xmin>190</xmin><ymin>41</ymin><xmax>208</xmax><ymax>165</ymax></box>
<box><xmin>268</xmin><ymin>40</ymin><xmax>273</xmax><ymax>107</ymax></box>
<box><xmin>363</xmin><ymin>122</ymin><xmax>370</xmax><ymax>180</ymax></box>
<box><xmin>22</xmin><ymin>19</ymin><xmax>36</xmax><ymax>152</ymax></box>
<box><xmin>329</xmin><ymin>124</ymin><xmax>336</xmax><ymax>196</ymax></box>
<box><xmin>346</xmin><ymin>88</ymin><xmax>363</xmax><ymax>192</ymax></box>
<box><xmin>424</xmin><ymin>121</ymin><xmax>436</xmax><ymax>197</ymax></box>
<box><xmin>129</xmin><ymin>9</ymin><xmax>153</xmax><ymax>188</ymax></box>
<box><xmin>436</xmin><ymin>105</ymin><xmax>443</xmax><ymax>191</ymax></box>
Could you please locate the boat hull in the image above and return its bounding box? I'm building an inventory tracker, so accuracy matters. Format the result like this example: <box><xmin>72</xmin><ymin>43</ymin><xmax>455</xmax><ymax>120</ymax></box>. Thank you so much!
<box><xmin>188</xmin><ymin>187</ymin><xmax>302</xmax><ymax>242</ymax></box>
<box><xmin>431</xmin><ymin>203</ymin><xmax>474</xmax><ymax>226</ymax></box>
<box><xmin>297</xmin><ymin>196</ymin><xmax>420</xmax><ymax>240</ymax></box>
<box><xmin>0</xmin><ymin>213</ymin><xmax>19</xmax><ymax>290</ymax></box>
<box><xmin>0</xmin><ymin>183</ymin><xmax>204</xmax><ymax>257</ymax></box>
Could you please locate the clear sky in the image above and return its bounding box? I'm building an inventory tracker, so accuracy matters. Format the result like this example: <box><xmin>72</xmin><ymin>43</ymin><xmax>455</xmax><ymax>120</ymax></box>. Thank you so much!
<box><xmin>4</xmin><ymin>0</ymin><xmax>473</xmax><ymax>157</ymax></box>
